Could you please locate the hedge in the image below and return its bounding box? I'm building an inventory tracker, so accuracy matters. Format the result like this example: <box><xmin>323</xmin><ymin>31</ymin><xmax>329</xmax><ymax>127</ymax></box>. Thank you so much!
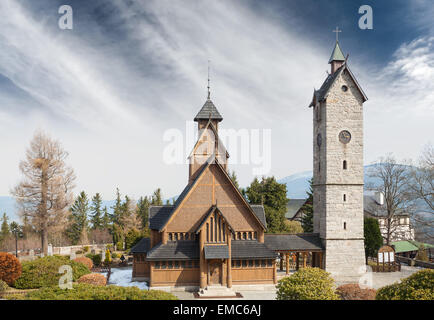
<box><xmin>14</xmin><ymin>255</ymin><xmax>90</xmax><ymax>289</ymax></box>
<box><xmin>12</xmin><ymin>283</ymin><xmax>178</xmax><ymax>300</ymax></box>
<box><xmin>376</xmin><ymin>269</ymin><xmax>434</xmax><ymax>300</ymax></box>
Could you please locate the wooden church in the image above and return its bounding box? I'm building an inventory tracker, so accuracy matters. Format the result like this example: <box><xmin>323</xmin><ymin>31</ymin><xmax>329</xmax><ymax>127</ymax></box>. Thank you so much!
<box><xmin>131</xmin><ymin>87</ymin><xmax>325</xmax><ymax>290</ymax></box>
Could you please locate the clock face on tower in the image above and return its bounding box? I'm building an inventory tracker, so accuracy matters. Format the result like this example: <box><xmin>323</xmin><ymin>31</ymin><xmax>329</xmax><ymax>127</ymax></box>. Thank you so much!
<box><xmin>339</xmin><ymin>130</ymin><xmax>351</xmax><ymax>144</ymax></box>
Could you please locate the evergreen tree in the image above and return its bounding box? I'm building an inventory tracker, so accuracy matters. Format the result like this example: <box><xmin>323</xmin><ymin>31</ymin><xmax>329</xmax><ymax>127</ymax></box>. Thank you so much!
<box><xmin>137</xmin><ymin>196</ymin><xmax>151</xmax><ymax>229</ymax></box>
<box><xmin>66</xmin><ymin>191</ymin><xmax>90</xmax><ymax>245</ymax></box>
<box><xmin>364</xmin><ymin>217</ymin><xmax>383</xmax><ymax>263</ymax></box>
<box><xmin>1</xmin><ymin>213</ymin><xmax>10</xmax><ymax>239</ymax></box>
<box><xmin>301</xmin><ymin>178</ymin><xmax>314</xmax><ymax>232</ymax></box>
<box><xmin>151</xmin><ymin>188</ymin><xmax>163</xmax><ymax>205</ymax></box>
<box><xmin>90</xmin><ymin>193</ymin><xmax>103</xmax><ymax>230</ymax></box>
<box><xmin>111</xmin><ymin>188</ymin><xmax>123</xmax><ymax>226</ymax></box>
<box><xmin>102</xmin><ymin>206</ymin><xmax>111</xmax><ymax>230</ymax></box>
<box><xmin>229</xmin><ymin>170</ymin><xmax>240</xmax><ymax>190</ymax></box>
<box><xmin>244</xmin><ymin>176</ymin><xmax>289</xmax><ymax>233</ymax></box>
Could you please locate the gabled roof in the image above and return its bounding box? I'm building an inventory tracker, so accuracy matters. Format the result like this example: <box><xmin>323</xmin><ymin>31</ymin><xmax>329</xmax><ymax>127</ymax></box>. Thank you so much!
<box><xmin>149</xmin><ymin>206</ymin><xmax>174</xmax><ymax>230</ymax></box>
<box><xmin>309</xmin><ymin>62</ymin><xmax>368</xmax><ymax>107</ymax></box>
<box><xmin>329</xmin><ymin>41</ymin><xmax>346</xmax><ymax>63</ymax></box>
<box><xmin>363</xmin><ymin>195</ymin><xmax>410</xmax><ymax>217</ymax></box>
<box><xmin>188</xmin><ymin>118</ymin><xmax>229</xmax><ymax>159</ymax></box>
<box><xmin>158</xmin><ymin>157</ymin><xmax>267</xmax><ymax>232</ymax></box>
<box><xmin>194</xmin><ymin>205</ymin><xmax>235</xmax><ymax>234</ymax></box>
<box><xmin>129</xmin><ymin>238</ymin><xmax>151</xmax><ymax>254</ymax></box>
<box><xmin>250</xmin><ymin>205</ymin><xmax>267</xmax><ymax>229</ymax></box>
<box><xmin>194</xmin><ymin>98</ymin><xmax>223</xmax><ymax>122</ymax></box>
<box><xmin>285</xmin><ymin>199</ymin><xmax>307</xmax><ymax>220</ymax></box>
<box><xmin>264</xmin><ymin>233</ymin><xmax>324</xmax><ymax>251</ymax></box>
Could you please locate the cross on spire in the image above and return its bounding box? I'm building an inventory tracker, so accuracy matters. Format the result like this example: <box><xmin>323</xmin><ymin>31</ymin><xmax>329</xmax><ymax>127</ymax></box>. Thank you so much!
<box><xmin>333</xmin><ymin>27</ymin><xmax>342</xmax><ymax>42</ymax></box>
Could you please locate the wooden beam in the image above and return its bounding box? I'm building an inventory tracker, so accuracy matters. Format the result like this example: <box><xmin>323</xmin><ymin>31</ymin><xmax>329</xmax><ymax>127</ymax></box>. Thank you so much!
<box><xmin>285</xmin><ymin>253</ymin><xmax>290</xmax><ymax>275</ymax></box>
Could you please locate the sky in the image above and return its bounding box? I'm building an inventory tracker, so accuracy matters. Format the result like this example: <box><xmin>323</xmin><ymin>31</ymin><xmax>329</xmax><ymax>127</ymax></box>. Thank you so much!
<box><xmin>0</xmin><ymin>0</ymin><xmax>433</xmax><ymax>202</ymax></box>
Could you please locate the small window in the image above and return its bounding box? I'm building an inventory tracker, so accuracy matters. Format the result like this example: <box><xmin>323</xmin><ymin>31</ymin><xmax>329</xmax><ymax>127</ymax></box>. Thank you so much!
<box><xmin>255</xmin><ymin>260</ymin><xmax>260</xmax><ymax>267</ymax></box>
<box><xmin>261</xmin><ymin>260</ymin><xmax>266</xmax><ymax>267</ymax></box>
<box><xmin>342</xmin><ymin>85</ymin><xmax>348</xmax><ymax>92</ymax></box>
<box><xmin>248</xmin><ymin>260</ymin><xmax>253</xmax><ymax>267</ymax></box>
<box><xmin>242</xmin><ymin>260</ymin><xmax>247</xmax><ymax>268</ymax></box>
<box><xmin>243</xmin><ymin>232</ymin><xmax>247</xmax><ymax>240</ymax></box>
<box><xmin>231</xmin><ymin>260</ymin><xmax>235</xmax><ymax>268</ymax></box>
<box><xmin>248</xmin><ymin>232</ymin><xmax>252</xmax><ymax>240</ymax></box>
<box><xmin>267</xmin><ymin>260</ymin><xmax>273</xmax><ymax>267</ymax></box>
<box><xmin>236</xmin><ymin>260</ymin><xmax>241</xmax><ymax>268</ymax></box>
<box><xmin>169</xmin><ymin>233</ymin><xmax>173</xmax><ymax>241</ymax></box>
<box><xmin>344</xmin><ymin>222</ymin><xmax>347</xmax><ymax>230</ymax></box>
<box><xmin>254</xmin><ymin>232</ymin><xmax>257</xmax><ymax>239</ymax></box>
<box><xmin>174</xmin><ymin>261</ymin><xmax>179</xmax><ymax>269</ymax></box>
<box><xmin>168</xmin><ymin>261</ymin><xmax>173</xmax><ymax>269</ymax></box>
<box><xmin>181</xmin><ymin>261</ymin><xmax>185</xmax><ymax>268</ymax></box>
<box><xmin>161</xmin><ymin>261</ymin><xmax>167</xmax><ymax>269</ymax></box>
<box><xmin>343</xmin><ymin>160</ymin><xmax>347</xmax><ymax>170</ymax></box>
<box><xmin>343</xmin><ymin>194</ymin><xmax>346</xmax><ymax>202</ymax></box>
<box><xmin>155</xmin><ymin>262</ymin><xmax>160</xmax><ymax>269</ymax></box>
<box><xmin>185</xmin><ymin>233</ymin><xmax>189</xmax><ymax>240</ymax></box>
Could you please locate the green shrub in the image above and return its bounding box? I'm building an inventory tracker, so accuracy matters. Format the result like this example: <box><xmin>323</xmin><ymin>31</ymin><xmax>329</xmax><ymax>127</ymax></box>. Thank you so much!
<box><xmin>0</xmin><ymin>279</ymin><xmax>9</xmax><ymax>292</ymax></box>
<box><xmin>111</xmin><ymin>252</ymin><xmax>119</xmax><ymax>259</ymax></box>
<box><xmin>75</xmin><ymin>250</ymin><xmax>83</xmax><ymax>255</ymax></box>
<box><xmin>85</xmin><ymin>253</ymin><xmax>102</xmax><ymax>267</ymax></box>
<box><xmin>17</xmin><ymin>283</ymin><xmax>178</xmax><ymax>300</ymax></box>
<box><xmin>276</xmin><ymin>267</ymin><xmax>339</xmax><ymax>300</ymax></box>
<box><xmin>116</xmin><ymin>242</ymin><xmax>123</xmax><ymax>251</ymax></box>
<box><xmin>13</xmin><ymin>255</ymin><xmax>90</xmax><ymax>289</ymax></box>
<box><xmin>82</xmin><ymin>246</ymin><xmax>90</xmax><ymax>253</ymax></box>
<box><xmin>104</xmin><ymin>249</ymin><xmax>112</xmax><ymax>266</ymax></box>
<box><xmin>376</xmin><ymin>269</ymin><xmax>434</xmax><ymax>300</ymax></box>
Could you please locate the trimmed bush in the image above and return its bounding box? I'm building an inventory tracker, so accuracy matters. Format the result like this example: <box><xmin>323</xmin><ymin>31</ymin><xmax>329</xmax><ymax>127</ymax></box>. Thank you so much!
<box><xmin>376</xmin><ymin>269</ymin><xmax>434</xmax><ymax>300</ymax></box>
<box><xmin>0</xmin><ymin>279</ymin><xmax>9</xmax><ymax>292</ymax></box>
<box><xmin>104</xmin><ymin>248</ymin><xmax>112</xmax><ymax>266</ymax></box>
<box><xmin>0</xmin><ymin>252</ymin><xmax>22</xmax><ymax>285</ymax></box>
<box><xmin>85</xmin><ymin>253</ymin><xmax>102</xmax><ymax>267</ymax></box>
<box><xmin>336</xmin><ymin>284</ymin><xmax>376</xmax><ymax>300</ymax></box>
<box><xmin>14</xmin><ymin>255</ymin><xmax>90</xmax><ymax>289</ymax></box>
<box><xmin>17</xmin><ymin>283</ymin><xmax>178</xmax><ymax>300</ymax></box>
<box><xmin>82</xmin><ymin>246</ymin><xmax>90</xmax><ymax>253</ymax></box>
<box><xmin>74</xmin><ymin>257</ymin><xmax>93</xmax><ymax>270</ymax></box>
<box><xmin>111</xmin><ymin>252</ymin><xmax>119</xmax><ymax>259</ymax></box>
<box><xmin>276</xmin><ymin>267</ymin><xmax>339</xmax><ymax>300</ymax></box>
<box><xmin>78</xmin><ymin>273</ymin><xmax>107</xmax><ymax>286</ymax></box>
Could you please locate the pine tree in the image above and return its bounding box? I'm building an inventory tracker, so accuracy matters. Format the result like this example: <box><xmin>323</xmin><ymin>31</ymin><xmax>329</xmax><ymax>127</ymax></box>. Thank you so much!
<box><xmin>244</xmin><ymin>177</ymin><xmax>289</xmax><ymax>233</ymax></box>
<box><xmin>229</xmin><ymin>170</ymin><xmax>240</xmax><ymax>190</ymax></box>
<box><xmin>137</xmin><ymin>196</ymin><xmax>151</xmax><ymax>229</ymax></box>
<box><xmin>151</xmin><ymin>188</ymin><xmax>163</xmax><ymax>205</ymax></box>
<box><xmin>102</xmin><ymin>206</ymin><xmax>111</xmax><ymax>230</ymax></box>
<box><xmin>1</xmin><ymin>213</ymin><xmax>10</xmax><ymax>239</ymax></box>
<box><xmin>90</xmin><ymin>193</ymin><xmax>103</xmax><ymax>230</ymax></box>
<box><xmin>111</xmin><ymin>188</ymin><xmax>123</xmax><ymax>226</ymax></box>
<box><xmin>301</xmin><ymin>178</ymin><xmax>314</xmax><ymax>232</ymax></box>
<box><xmin>364</xmin><ymin>217</ymin><xmax>383</xmax><ymax>263</ymax></box>
<box><xmin>66</xmin><ymin>191</ymin><xmax>90</xmax><ymax>245</ymax></box>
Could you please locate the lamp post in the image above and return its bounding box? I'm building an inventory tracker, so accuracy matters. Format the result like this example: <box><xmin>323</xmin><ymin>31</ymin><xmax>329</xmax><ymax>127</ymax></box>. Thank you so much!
<box><xmin>10</xmin><ymin>222</ymin><xmax>23</xmax><ymax>258</ymax></box>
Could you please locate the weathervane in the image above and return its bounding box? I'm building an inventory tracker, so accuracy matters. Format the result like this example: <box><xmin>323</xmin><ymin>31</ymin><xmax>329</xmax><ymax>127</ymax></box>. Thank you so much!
<box><xmin>333</xmin><ymin>26</ymin><xmax>342</xmax><ymax>42</ymax></box>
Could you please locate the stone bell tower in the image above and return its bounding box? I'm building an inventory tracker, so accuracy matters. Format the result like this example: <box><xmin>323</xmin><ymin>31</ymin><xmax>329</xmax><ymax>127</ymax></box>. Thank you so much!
<box><xmin>310</xmin><ymin>35</ymin><xmax>368</xmax><ymax>283</ymax></box>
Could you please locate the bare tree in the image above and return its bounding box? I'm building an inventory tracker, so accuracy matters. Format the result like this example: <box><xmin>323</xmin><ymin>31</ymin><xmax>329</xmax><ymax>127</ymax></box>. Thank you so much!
<box><xmin>407</xmin><ymin>143</ymin><xmax>434</xmax><ymax>241</ymax></box>
<box><xmin>11</xmin><ymin>131</ymin><xmax>76</xmax><ymax>254</ymax></box>
<box><xmin>366</xmin><ymin>155</ymin><xmax>412</xmax><ymax>245</ymax></box>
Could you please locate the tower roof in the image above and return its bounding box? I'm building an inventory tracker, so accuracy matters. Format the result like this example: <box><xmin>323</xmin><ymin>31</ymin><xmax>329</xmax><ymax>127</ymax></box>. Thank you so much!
<box><xmin>194</xmin><ymin>98</ymin><xmax>223</xmax><ymax>122</ymax></box>
<box><xmin>328</xmin><ymin>41</ymin><xmax>346</xmax><ymax>64</ymax></box>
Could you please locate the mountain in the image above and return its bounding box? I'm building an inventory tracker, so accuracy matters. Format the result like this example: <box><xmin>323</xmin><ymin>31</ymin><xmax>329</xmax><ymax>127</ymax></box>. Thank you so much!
<box><xmin>278</xmin><ymin>164</ymin><xmax>397</xmax><ymax>199</ymax></box>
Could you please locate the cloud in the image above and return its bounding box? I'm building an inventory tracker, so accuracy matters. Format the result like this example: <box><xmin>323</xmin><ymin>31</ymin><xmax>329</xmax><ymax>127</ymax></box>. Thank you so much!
<box><xmin>0</xmin><ymin>0</ymin><xmax>432</xmax><ymax>202</ymax></box>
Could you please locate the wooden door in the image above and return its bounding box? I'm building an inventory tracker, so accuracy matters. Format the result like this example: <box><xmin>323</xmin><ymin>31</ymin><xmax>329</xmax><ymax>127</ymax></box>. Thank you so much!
<box><xmin>209</xmin><ymin>262</ymin><xmax>221</xmax><ymax>285</ymax></box>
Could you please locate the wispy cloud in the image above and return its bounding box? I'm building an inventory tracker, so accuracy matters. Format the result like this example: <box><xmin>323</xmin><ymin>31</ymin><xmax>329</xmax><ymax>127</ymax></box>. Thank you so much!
<box><xmin>0</xmin><ymin>0</ymin><xmax>432</xmax><ymax>201</ymax></box>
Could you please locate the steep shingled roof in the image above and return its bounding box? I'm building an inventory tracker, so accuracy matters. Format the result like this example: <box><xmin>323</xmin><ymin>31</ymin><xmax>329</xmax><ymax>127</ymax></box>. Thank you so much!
<box><xmin>231</xmin><ymin>240</ymin><xmax>278</xmax><ymax>259</ymax></box>
<box><xmin>129</xmin><ymin>238</ymin><xmax>151</xmax><ymax>254</ymax></box>
<box><xmin>264</xmin><ymin>233</ymin><xmax>324</xmax><ymax>251</ymax></box>
<box><xmin>146</xmin><ymin>241</ymin><xmax>200</xmax><ymax>260</ymax></box>
<box><xmin>329</xmin><ymin>41</ymin><xmax>346</xmax><ymax>63</ymax></box>
<box><xmin>194</xmin><ymin>98</ymin><xmax>223</xmax><ymax>122</ymax></box>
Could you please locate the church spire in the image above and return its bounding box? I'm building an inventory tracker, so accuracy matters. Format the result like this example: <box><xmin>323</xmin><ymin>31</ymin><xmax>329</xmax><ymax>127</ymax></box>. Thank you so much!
<box><xmin>329</xmin><ymin>27</ymin><xmax>346</xmax><ymax>74</ymax></box>
<box><xmin>207</xmin><ymin>60</ymin><xmax>211</xmax><ymax>99</ymax></box>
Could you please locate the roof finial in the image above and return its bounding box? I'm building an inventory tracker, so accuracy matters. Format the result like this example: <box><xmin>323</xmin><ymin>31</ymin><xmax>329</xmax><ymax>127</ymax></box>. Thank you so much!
<box><xmin>207</xmin><ymin>59</ymin><xmax>211</xmax><ymax>99</ymax></box>
<box><xmin>333</xmin><ymin>26</ymin><xmax>342</xmax><ymax>42</ymax></box>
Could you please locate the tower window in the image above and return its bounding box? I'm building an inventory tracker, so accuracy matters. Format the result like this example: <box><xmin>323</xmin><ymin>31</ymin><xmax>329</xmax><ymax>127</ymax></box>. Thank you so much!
<box><xmin>343</xmin><ymin>194</ymin><xmax>346</xmax><ymax>202</ymax></box>
<box><xmin>344</xmin><ymin>222</ymin><xmax>347</xmax><ymax>230</ymax></box>
<box><xmin>341</xmin><ymin>85</ymin><xmax>348</xmax><ymax>92</ymax></box>
<box><xmin>343</xmin><ymin>160</ymin><xmax>347</xmax><ymax>170</ymax></box>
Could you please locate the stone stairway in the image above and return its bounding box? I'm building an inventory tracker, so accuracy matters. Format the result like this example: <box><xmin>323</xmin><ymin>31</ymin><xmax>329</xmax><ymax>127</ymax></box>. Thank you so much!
<box><xmin>197</xmin><ymin>285</ymin><xmax>238</xmax><ymax>297</ymax></box>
